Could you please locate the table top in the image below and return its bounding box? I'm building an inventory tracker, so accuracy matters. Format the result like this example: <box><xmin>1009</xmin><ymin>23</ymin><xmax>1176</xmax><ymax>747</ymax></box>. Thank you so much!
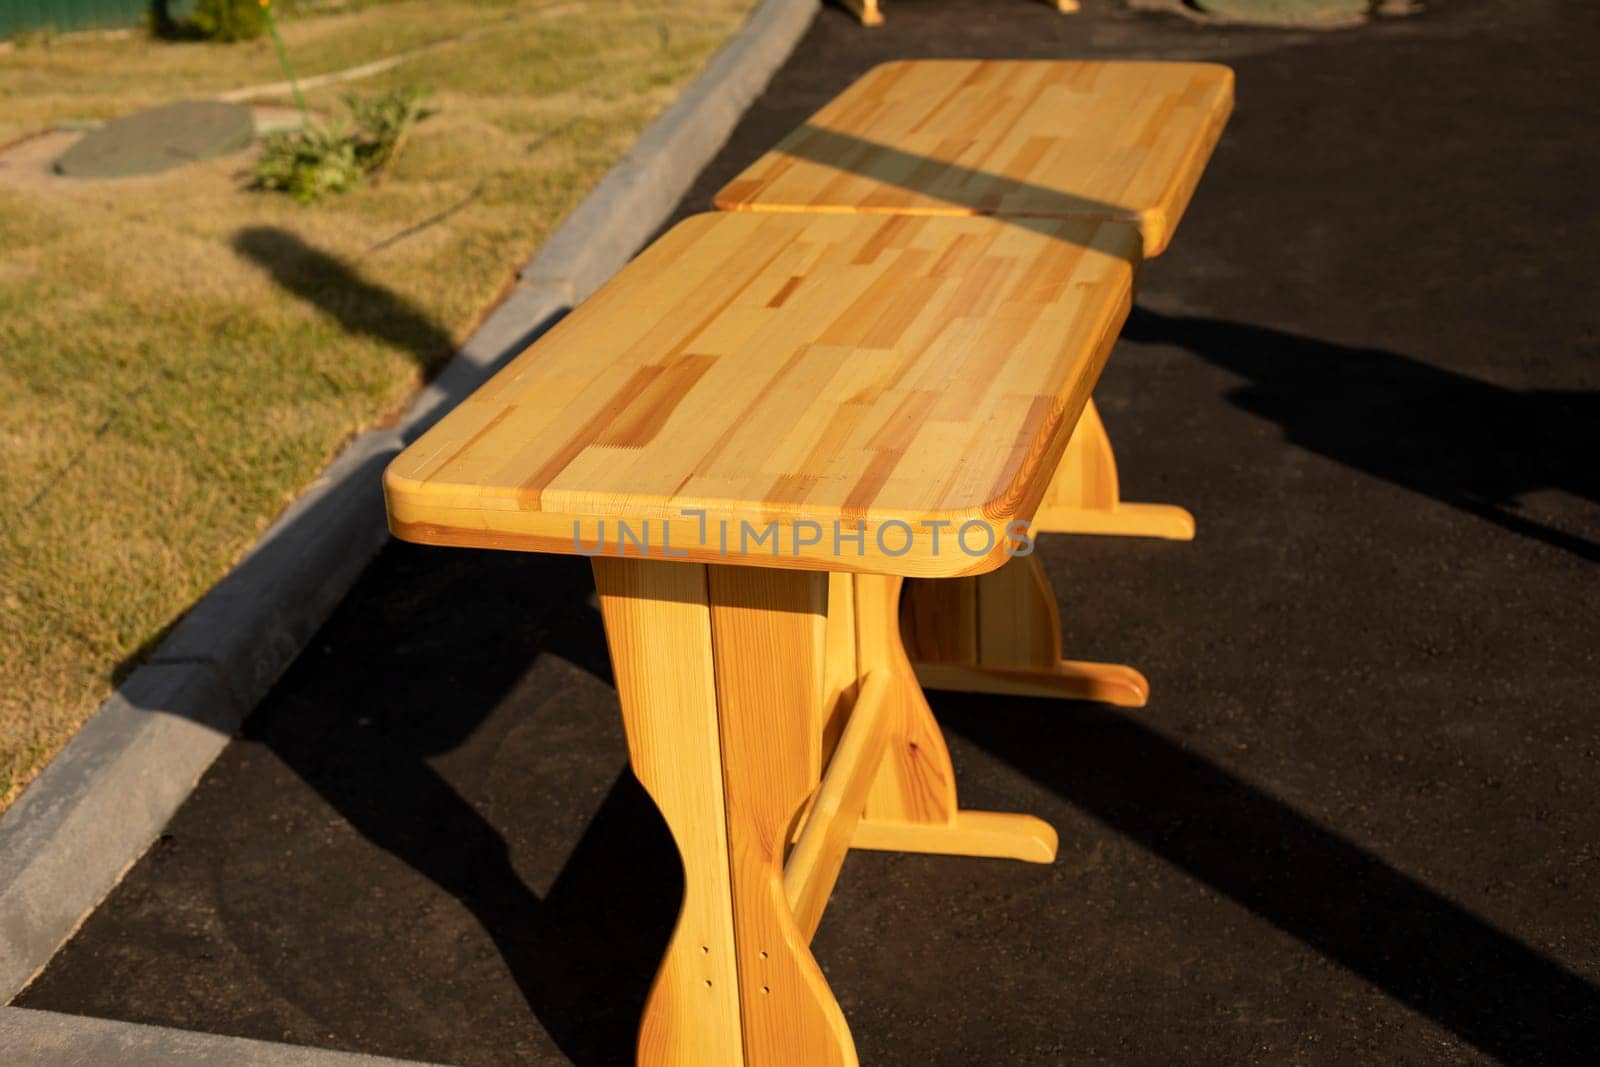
<box><xmin>385</xmin><ymin>211</ymin><xmax>1139</xmax><ymax>577</ymax></box>
<box><xmin>714</xmin><ymin>60</ymin><xmax>1233</xmax><ymax>258</ymax></box>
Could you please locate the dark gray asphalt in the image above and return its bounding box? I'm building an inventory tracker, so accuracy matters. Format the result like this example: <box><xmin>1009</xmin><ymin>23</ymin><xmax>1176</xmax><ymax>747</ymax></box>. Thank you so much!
<box><xmin>16</xmin><ymin>1</ymin><xmax>1599</xmax><ymax>1064</ymax></box>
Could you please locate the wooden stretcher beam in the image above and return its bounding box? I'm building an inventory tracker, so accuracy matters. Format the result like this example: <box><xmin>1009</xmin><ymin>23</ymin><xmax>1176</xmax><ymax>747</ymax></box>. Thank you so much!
<box><xmin>784</xmin><ymin>669</ymin><xmax>892</xmax><ymax>942</ymax></box>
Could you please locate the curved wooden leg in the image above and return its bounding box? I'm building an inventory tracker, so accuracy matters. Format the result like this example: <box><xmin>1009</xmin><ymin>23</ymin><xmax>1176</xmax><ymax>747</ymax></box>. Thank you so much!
<box><xmin>1032</xmin><ymin>398</ymin><xmax>1195</xmax><ymax>541</ymax></box>
<box><xmin>707</xmin><ymin>566</ymin><xmax>856</xmax><ymax>1067</ymax></box>
<box><xmin>902</xmin><ymin>555</ymin><xmax>1151</xmax><ymax>709</ymax></box>
<box><xmin>594</xmin><ymin>558</ymin><xmax>745</xmax><ymax>1067</ymax></box>
<box><xmin>852</xmin><ymin>574</ymin><xmax>1057</xmax><ymax>864</ymax></box>
<box><xmin>595</xmin><ymin>558</ymin><xmax>855</xmax><ymax>1067</ymax></box>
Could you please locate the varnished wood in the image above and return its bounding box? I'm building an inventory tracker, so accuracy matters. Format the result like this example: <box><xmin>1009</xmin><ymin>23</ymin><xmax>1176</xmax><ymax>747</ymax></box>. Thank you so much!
<box><xmin>912</xmin><ymin>660</ymin><xmax>1149</xmax><ymax>708</ymax></box>
<box><xmin>706</xmin><ymin>565</ymin><xmax>855</xmax><ymax>1067</ymax></box>
<box><xmin>714</xmin><ymin>60</ymin><xmax>1233</xmax><ymax>258</ymax></box>
<box><xmin>597</xmin><ymin>558</ymin><xmax>855</xmax><ymax>1067</ymax></box>
<box><xmin>784</xmin><ymin>669</ymin><xmax>890</xmax><ymax>941</ymax></box>
<box><xmin>838</xmin><ymin>0</ymin><xmax>883</xmax><ymax>26</ymax></box>
<box><xmin>592</xmin><ymin>558</ymin><xmax>745</xmax><ymax>1067</ymax></box>
<box><xmin>1032</xmin><ymin>398</ymin><xmax>1195</xmax><ymax>540</ymax></box>
<box><xmin>386</xmin><ymin>212</ymin><xmax>1139</xmax><ymax>577</ymax></box>
<box><xmin>902</xmin><ymin>554</ymin><xmax>1151</xmax><ymax>709</ymax></box>
<box><xmin>852</xmin><ymin>810</ymin><xmax>1057</xmax><ymax>862</ymax></box>
<box><xmin>847</xmin><ymin>572</ymin><xmax>1059</xmax><ymax>862</ymax></box>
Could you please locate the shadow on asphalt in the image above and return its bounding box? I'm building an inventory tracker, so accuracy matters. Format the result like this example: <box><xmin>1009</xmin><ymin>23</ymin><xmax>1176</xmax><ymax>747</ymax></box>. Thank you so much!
<box><xmin>1124</xmin><ymin>306</ymin><xmax>1600</xmax><ymax>563</ymax></box>
<box><xmin>230</xmin><ymin>536</ymin><xmax>1600</xmax><ymax>1065</ymax></box>
<box><xmin>237</xmin><ymin>545</ymin><xmax>681</xmax><ymax>1066</ymax></box>
<box><xmin>941</xmin><ymin>695</ymin><xmax>1600</xmax><ymax>1065</ymax></box>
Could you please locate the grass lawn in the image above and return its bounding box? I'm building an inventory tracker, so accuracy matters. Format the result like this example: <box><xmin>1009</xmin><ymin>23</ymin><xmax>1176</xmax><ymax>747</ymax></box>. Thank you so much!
<box><xmin>0</xmin><ymin>0</ymin><xmax>755</xmax><ymax>809</ymax></box>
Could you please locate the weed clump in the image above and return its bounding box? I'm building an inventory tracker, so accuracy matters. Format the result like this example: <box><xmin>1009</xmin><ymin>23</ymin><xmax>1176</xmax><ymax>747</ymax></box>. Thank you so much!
<box><xmin>252</xmin><ymin>87</ymin><xmax>432</xmax><ymax>203</ymax></box>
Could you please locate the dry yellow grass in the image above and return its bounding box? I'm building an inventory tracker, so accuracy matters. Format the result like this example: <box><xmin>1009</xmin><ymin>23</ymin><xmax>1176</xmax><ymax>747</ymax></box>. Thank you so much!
<box><xmin>0</xmin><ymin>0</ymin><xmax>756</xmax><ymax>808</ymax></box>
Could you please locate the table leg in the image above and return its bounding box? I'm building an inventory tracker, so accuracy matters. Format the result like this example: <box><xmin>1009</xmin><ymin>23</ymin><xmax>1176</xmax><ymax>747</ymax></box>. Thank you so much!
<box><xmin>594</xmin><ymin>558</ymin><xmax>855</xmax><ymax>1067</ymax></box>
<box><xmin>1032</xmin><ymin>398</ymin><xmax>1195</xmax><ymax>541</ymax></box>
<box><xmin>902</xmin><ymin>554</ymin><xmax>1150</xmax><ymax>708</ymax></box>
<box><xmin>848</xmin><ymin>574</ymin><xmax>1059</xmax><ymax>862</ymax></box>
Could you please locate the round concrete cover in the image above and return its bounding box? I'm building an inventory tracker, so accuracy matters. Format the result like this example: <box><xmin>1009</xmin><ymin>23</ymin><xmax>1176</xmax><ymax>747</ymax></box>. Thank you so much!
<box><xmin>54</xmin><ymin>100</ymin><xmax>255</xmax><ymax>178</ymax></box>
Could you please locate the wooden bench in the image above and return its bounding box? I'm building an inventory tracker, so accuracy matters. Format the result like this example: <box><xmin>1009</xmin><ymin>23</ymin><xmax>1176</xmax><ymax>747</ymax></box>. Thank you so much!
<box><xmin>715</xmin><ymin>59</ymin><xmax>1233</xmax><ymax>705</ymax></box>
<box><xmin>385</xmin><ymin>210</ymin><xmax>1142</xmax><ymax>1065</ymax></box>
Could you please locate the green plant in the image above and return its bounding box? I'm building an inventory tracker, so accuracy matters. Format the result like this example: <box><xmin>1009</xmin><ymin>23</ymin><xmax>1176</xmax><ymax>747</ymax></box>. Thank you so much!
<box><xmin>251</xmin><ymin>86</ymin><xmax>432</xmax><ymax>202</ymax></box>
<box><xmin>189</xmin><ymin>0</ymin><xmax>269</xmax><ymax>41</ymax></box>
<box><xmin>261</xmin><ymin>0</ymin><xmax>309</xmax><ymax>124</ymax></box>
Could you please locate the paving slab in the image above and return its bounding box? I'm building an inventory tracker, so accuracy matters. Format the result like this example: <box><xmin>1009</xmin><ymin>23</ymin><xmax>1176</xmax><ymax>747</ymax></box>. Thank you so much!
<box><xmin>13</xmin><ymin>1</ymin><xmax>1600</xmax><ymax>1065</ymax></box>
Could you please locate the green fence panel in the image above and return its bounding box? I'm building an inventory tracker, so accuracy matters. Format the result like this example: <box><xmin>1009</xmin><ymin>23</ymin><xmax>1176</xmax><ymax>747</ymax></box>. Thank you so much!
<box><xmin>1</xmin><ymin>0</ymin><xmax>198</xmax><ymax>38</ymax></box>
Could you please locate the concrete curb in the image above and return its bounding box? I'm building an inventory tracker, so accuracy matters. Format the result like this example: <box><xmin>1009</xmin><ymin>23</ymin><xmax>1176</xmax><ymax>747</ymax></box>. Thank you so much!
<box><xmin>0</xmin><ymin>1006</ymin><xmax>448</xmax><ymax>1066</ymax></box>
<box><xmin>0</xmin><ymin>0</ymin><xmax>816</xmax><ymax>1004</ymax></box>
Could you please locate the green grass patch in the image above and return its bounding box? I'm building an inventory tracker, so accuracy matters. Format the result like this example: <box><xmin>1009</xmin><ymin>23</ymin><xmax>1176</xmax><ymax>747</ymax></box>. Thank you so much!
<box><xmin>0</xmin><ymin>0</ymin><xmax>755</xmax><ymax>809</ymax></box>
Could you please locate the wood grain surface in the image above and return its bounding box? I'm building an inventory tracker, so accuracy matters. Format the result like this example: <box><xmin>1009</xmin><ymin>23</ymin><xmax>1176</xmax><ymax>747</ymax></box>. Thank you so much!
<box><xmin>386</xmin><ymin>211</ymin><xmax>1140</xmax><ymax>577</ymax></box>
<box><xmin>714</xmin><ymin>60</ymin><xmax>1233</xmax><ymax>256</ymax></box>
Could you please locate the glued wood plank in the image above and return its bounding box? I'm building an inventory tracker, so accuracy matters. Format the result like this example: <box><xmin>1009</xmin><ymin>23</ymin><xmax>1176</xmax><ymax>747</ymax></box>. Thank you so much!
<box><xmin>386</xmin><ymin>212</ymin><xmax>1138</xmax><ymax>576</ymax></box>
<box><xmin>715</xmin><ymin>60</ymin><xmax>1233</xmax><ymax>257</ymax></box>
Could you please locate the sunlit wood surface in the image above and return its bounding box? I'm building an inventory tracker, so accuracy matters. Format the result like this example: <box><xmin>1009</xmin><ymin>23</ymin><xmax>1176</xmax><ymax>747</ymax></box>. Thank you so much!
<box><xmin>386</xmin><ymin>211</ymin><xmax>1140</xmax><ymax>577</ymax></box>
<box><xmin>715</xmin><ymin>60</ymin><xmax>1233</xmax><ymax>257</ymax></box>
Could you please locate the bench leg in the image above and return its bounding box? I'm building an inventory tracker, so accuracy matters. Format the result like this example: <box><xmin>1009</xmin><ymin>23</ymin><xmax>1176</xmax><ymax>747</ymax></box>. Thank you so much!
<box><xmin>847</xmin><ymin>574</ymin><xmax>1058</xmax><ymax>863</ymax></box>
<box><xmin>1032</xmin><ymin>398</ymin><xmax>1195</xmax><ymax>541</ymax></box>
<box><xmin>595</xmin><ymin>558</ymin><xmax>855</xmax><ymax>1067</ymax></box>
<box><xmin>902</xmin><ymin>554</ymin><xmax>1151</xmax><ymax>709</ymax></box>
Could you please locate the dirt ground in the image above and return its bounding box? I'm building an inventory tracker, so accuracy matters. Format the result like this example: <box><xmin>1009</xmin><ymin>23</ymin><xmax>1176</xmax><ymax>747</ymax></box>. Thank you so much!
<box><xmin>14</xmin><ymin>0</ymin><xmax>1599</xmax><ymax>1063</ymax></box>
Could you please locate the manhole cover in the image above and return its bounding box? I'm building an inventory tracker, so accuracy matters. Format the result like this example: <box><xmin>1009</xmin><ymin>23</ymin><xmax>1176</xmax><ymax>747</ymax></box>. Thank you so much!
<box><xmin>53</xmin><ymin>99</ymin><xmax>255</xmax><ymax>179</ymax></box>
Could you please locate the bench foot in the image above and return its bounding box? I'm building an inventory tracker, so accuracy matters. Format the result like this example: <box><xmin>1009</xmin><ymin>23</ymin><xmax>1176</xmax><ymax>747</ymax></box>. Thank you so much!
<box><xmin>1032</xmin><ymin>500</ymin><xmax>1195</xmax><ymax>541</ymax></box>
<box><xmin>853</xmin><ymin>810</ymin><xmax>1058</xmax><ymax>864</ymax></box>
<box><xmin>914</xmin><ymin>659</ymin><xmax>1149</xmax><ymax>708</ymax></box>
<box><xmin>902</xmin><ymin>553</ymin><xmax>1151</xmax><ymax>709</ymax></box>
<box><xmin>1033</xmin><ymin>398</ymin><xmax>1195</xmax><ymax>541</ymax></box>
<box><xmin>839</xmin><ymin>0</ymin><xmax>884</xmax><ymax>26</ymax></box>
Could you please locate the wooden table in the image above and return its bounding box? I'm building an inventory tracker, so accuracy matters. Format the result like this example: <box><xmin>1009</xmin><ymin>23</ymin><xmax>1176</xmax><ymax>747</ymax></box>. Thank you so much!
<box><xmin>714</xmin><ymin>59</ymin><xmax>1233</xmax><ymax>707</ymax></box>
<box><xmin>385</xmin><ymin>210</ymin><xmax>1142</xmax><ymax>1065</ymax></box>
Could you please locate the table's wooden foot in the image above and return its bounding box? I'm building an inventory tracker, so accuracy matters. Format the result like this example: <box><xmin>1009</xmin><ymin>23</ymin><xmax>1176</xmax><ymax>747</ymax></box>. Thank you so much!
<box><xmin>1033</xmin><ymin>398</ymin><xmax>1196</xmax><ymax>541</ymax></box>
<box><xmin>902</xmin><ymin>553</ymin><xmax>1151</xmax><ymax>709</ymax></box>
<box><xmin>853</xmin><ymin>810</ymin><xmax>1058</xmax><ymax>863</ymax></box>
